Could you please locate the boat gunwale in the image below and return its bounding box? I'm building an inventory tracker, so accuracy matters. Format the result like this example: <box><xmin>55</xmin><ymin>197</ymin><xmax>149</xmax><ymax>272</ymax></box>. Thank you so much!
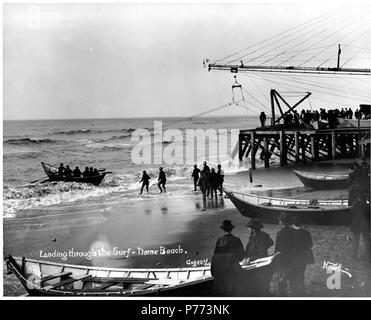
<box><xmin>293</xmin><ymin>169</ymin><xmax>349</xmax><ymax>180</ymax></box>
<box><xmin>227</xmin><ymin>190</ymin><xmax>349</xmax><ymax>207</ymax></box>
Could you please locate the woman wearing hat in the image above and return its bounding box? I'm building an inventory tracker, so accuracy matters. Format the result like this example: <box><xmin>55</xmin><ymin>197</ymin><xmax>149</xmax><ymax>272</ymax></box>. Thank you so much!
<box><xmin>211</xmin><ymin>220</ymin><xmax>244</xmax><ymax>296</ymax></box>
<box><xmin>244</xmin><ymin>219</ymin><xmax>274</xmax><ymax>263</ymax></box>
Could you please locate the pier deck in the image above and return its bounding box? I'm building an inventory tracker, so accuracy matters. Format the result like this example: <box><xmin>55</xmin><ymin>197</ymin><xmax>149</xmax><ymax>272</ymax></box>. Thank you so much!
<box><xmin>239</xmin><ymin>126</ymin><xmax>370</xmax><ymax>169</ymax></box>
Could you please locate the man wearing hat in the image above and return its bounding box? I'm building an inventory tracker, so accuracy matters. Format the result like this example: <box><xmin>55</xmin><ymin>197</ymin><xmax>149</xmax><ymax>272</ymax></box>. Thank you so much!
<box><xmin>289</xmin><ymin>216</ymin><xmax>314</xmax><ymax>296</ymax></box>
<box><xmin>275</xmin><ymin>212</ymin><xmax>294</xmax><ymax>296</ymax></box>
<box><xmin>211</xmin><ymin>220</ymin><xmax>244</xmax><ymax>296</ymax></box>
<box><xmin>245</xmin><ymin>219</ymin><xmax>274</xmax><ymax>263</ymax></box>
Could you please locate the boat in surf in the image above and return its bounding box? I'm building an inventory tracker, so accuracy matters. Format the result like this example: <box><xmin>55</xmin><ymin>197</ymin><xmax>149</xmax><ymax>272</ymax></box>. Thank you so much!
<box><xmin>293</xmin><ymin>169</ymin><xmax>349</xmax><ymax>190</ymax></box>
<box><xmin>5</xmin><ymin>254</ymin><xmax>278</xmax><ymax>296</ymax></box>
<box><xmin>225</xmin><ymin>190</ymin><xmax>350</xmax><ymax>226</ymax></box>
<box><xmin>41</xmin><ymin>162</ymin><xmax>110</xmax><ymax>186</ymax></box>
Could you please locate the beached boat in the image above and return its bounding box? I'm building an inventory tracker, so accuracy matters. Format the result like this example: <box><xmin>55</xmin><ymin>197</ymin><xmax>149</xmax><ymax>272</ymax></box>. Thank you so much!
<box><xmin>4</xmin><ymin>254</ymin><xmax>278</xmax><ymax>297</ymax></box>
<box><xmin>225</xmin><ymin>190</ymin><xmax>351</xmax><ymax>226</ymax></box>
<box><xmin>41</xmin><ymin>162</ymin><xmax>110</xmax><ymax>186</ymax></box>
<box><xmin>293</xmin><ymin>170</ymin><xmax>349</xmax><ymax>190</ymax></box>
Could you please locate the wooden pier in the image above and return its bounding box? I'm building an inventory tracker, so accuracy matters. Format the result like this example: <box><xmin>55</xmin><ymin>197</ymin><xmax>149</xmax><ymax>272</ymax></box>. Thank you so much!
<box><xmin>239</xmin><ymin>127</ymin><xmax>370</xmax><ymax>169</ymax></box>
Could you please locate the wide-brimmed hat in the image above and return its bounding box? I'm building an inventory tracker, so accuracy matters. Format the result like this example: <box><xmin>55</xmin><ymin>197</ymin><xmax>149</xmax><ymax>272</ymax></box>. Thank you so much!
<box><xmin>220</xmin><ymin>220</ymin><xmax>234</xmax><ymax>231</ymax></box>
<box><xmin>246</xmin><ymin>219</ymin><xmax>263</xmax><ymax>230</ymax></box>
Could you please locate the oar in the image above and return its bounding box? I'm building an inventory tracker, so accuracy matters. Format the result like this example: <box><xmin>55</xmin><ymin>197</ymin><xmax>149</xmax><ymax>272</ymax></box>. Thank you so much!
<box><xmin>30</xmin><ymin>176</ymin><xmax>48</xmax><ymax>184</ymax></box>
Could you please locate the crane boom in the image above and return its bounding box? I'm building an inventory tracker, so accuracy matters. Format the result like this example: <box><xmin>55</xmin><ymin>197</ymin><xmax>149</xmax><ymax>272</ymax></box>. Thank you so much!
<box><xmin>207</xmin><ymin>63</ymin><xmax>370</xmax><ymax>75</ymax></box>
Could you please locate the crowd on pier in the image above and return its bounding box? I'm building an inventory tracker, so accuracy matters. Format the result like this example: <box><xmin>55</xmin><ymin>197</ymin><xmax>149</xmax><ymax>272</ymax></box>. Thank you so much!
<box><xmin>259</xmin><ymin>106</ymin><xmax>369</xmax><ymax>129</ymax></box>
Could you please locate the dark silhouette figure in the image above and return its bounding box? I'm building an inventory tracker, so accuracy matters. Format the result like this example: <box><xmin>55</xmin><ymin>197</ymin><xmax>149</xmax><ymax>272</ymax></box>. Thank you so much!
<box><xmin>140</xmin><ymin>170</ymin><xmax>151</xmax><ymax>194</ymax></box>
<box><xmin>72</xmin><ymin>167</ymin><xmax>81</xmax><ymax>177</ymax></box>
<box><xmin>211</xmin><ymin>220</ymin><xmax>244</xmax><ymax>296</ymax></box>
<box><xmin>58</xmin><ymin>163</ymin><xmax>65</xmax><ymax>176</ymax></box>
<box><xmin>259</xmin><ymin>112</ymin><xmax>267</xmax><ymax>127</ymax></box>
<box><xmin>158</xmin><ymin>167</ymin><xmax>166</xmax><ymax>193</ymax></box>
<box><xmin>191</xmin><ymin>165</ymin><xmax>201</xmax><ymax>191</ymax></box>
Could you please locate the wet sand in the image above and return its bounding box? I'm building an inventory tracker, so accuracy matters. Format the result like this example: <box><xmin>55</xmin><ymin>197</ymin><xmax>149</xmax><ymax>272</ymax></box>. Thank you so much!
<box><xmin>4</xmin><ymin>166</ymin><xmax>371</xmax><ymax>296</ymax></box>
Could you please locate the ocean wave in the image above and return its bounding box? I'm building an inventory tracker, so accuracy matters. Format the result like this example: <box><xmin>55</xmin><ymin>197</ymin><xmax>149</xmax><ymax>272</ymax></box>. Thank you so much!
<box><xmin>4</xmin><ymin>138</ymin><xmax>58</xmax><ymax>145</ymax></box>
<box><xmin>53</xmin><ymin>128</ymin><xmax>141</xmax><ymax>136</ymax></box>
<box><xmin>53</xmin><ymin>129</ymin><xmax>95</xmax><ymax>135</ymax></box>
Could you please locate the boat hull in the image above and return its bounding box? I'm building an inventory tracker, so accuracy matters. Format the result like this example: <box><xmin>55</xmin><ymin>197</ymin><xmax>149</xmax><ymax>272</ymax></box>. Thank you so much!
<box><xmin>225</xmin><ymin>191</ymin><xmax>351</xmax><ymax>226</ymax></box>
<box><xmin>293</xmin><ymin>170</ymin><xmax>349</xmax><ymax>190</ymax></box>
<box><xmin>41</xmin><ymin>162</ymin><xmax>107</xmax><ymax>186</ymax></box>
<box><xmin>5</xmin><ymin>255</ymin><xmax>277</xmax><ymax>297</ymax></box>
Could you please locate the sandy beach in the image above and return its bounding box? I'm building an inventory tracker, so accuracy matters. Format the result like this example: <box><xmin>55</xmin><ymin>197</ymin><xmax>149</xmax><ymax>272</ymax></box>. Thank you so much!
<box><xmin>4</xmin><ymin>168</ymin><xmax>371</xmax><ymax>297</ymax></box>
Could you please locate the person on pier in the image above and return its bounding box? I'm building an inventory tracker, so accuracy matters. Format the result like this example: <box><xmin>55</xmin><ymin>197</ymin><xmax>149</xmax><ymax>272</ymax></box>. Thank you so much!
<box><xmin>139</xmin><ymin>170</ymin><xmax>151</xmax><ymax>194</ymax></box>
<box><xmin>157</xmin><ymin>167</ymin><xmax>166</xmax><ymax>193</ymax></box>
<box><xmin>211</xmin><ymin>220</ymin><xmax>244</xmax><ymax>296</ymax></box>
<box><xmin>259</xmin><ymin>112</ymin><xmax>267</xmax><ymax>127</ymax></box>
<box><xmin>191</xmin><ymin>164</ymin><xmax>201</xmax><ymax>191</ymax></box>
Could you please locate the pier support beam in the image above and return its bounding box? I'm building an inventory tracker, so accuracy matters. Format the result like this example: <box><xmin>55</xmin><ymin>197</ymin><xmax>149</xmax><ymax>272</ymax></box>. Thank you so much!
<box><xmin>251</xmin><ymin>131</ymin><xmax>256</xmax><ymax>170</ymax></box>
<box><xmin>331</xmin><ymin>131</ymin><xmax>336</xmax><ymax>160</ymax></box>
<box><xmin>311</xmin><ymin>136</ymin><xmax>319</xmax><ymax>161</ymax></box>
<box><xmin>264</xmin><ymin>137</ymin><xmax>270</xmax><ymax>168</ymax></box>
<box><xmin>279</xmin><ymin>131</ymin><xmax>287</xmax><ymax>166</ymax></box>
<box><xmin>294</xmin><ymin>132</ymin><xmax>300</xmax><ymax>164</ymax></box>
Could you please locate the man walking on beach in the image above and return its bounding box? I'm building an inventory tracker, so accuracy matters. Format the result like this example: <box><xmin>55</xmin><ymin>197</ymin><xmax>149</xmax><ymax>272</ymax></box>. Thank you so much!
<box><xmin>208</xmin><ymin>168</ymin><xmax>219</xmax><ymax>201</ymax></box>
<box><xmin>197</xmin><ymin>171</ymin><xmax>208</xmax><ymax>211</ymax></box>
<box><xmin>158</xmin><ymin>167</ymin><xmax>166</xmax><ymax>193</ymax></box>
<box><xmin>191</xmin><ymin>164</ymin><xmax>201</xmax><ymax>191</ymax></box>
<box><xmin>211</xmin><ymin>220</ymin><xmax>244</xmax><ymax>296</ymax></box>
<box><xmin>139</xmin><ymin>170</ymin><xmax>151</xmax><ymax>194</ymax></box>
<box><xmin>217</xmin><ymin>164</ymin><xmax>225</xmax><ymax>196</ymax></box>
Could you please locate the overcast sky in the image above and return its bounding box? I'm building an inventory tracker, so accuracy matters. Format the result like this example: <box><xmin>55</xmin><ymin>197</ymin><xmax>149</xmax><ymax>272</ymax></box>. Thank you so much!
<box><xmin>3</xmin><ymin>1</ymin><xmax>370</xmax><ymax>120</ymax></box>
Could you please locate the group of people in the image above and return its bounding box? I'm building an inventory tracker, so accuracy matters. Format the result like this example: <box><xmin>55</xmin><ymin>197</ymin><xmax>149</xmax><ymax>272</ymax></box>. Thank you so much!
<box><xmin>211</xmin><ymin>215</ymin><xmax>314</xmax><ymax>296</ymax></box>
<box><xmin>138</xmin><ymin>162</ymin><xmax>225</xmax><ymax>202</ymax></box>
<box><xmin>348</xmin><ymin>159</ymin><xmax>371</xmax><ymax>261</ymax></box>
<box><xmin>192</xmin><ymin>162</ymin><xmax>225</xmax><ymax>210</ymax></box>
<box><xmin>57</xmin><ymin>163</ymin><xmax>99</xmax><ymax>178</ymax></box>
<box><xmin>139</xmin><ymin>167</ymin><xmax>167</xmax><ymax>194</ymax></box>
<box><xmin>260</xmin><ymin>107</ymin><xmax>367</xmax><ymax>130</ymax></box>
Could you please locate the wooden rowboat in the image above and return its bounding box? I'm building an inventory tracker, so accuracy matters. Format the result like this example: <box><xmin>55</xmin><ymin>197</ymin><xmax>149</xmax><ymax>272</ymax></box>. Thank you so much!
<box><xmin>225</xmin><ymin>190</ymin><xmax>351</xmax><ymax>226</ymax></box>
<box><xmin>4</xmin><ymin>254</ymin><xmax>278</xmax><ymax>297</ymax></box>
<box><xmin>41</xmin><ymin>162</ymin><xmax>110</xmax><ymax>186</ymax></box>
<box><xmin>293</xmin><ymin>170</ymin><xmax>349</xmax><ymax>190</ymax></box>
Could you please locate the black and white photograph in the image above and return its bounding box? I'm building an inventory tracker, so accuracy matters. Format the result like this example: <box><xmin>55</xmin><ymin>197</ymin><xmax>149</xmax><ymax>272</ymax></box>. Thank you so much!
<box><xmin>2</xmin><ymin>0</ymin><xmax>371</xmax><ymax>299</ymax></box>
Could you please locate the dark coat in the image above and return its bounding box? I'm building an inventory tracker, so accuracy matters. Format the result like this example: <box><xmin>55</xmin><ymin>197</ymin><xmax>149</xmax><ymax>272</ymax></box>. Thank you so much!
<box><xmin>275</xmin><ymin>226</ymin><xmax>295</xmax><ymax>268</ymax></box>
<box><xmin>291</xmin><ymin>228</ymin><xmax>314</xmax><ymax>267</ymax></box>
<box><xmin>245</xmin><ymin>231</ymin><xmax>274</xmax><ymax>261</ymax></box>
<box><xmin>140</xmin><ymin>173</ymin><xmax>151</xmax><ymax>184</ymax></box>
<box><xmin>192</xmin><ymin>168</ymin><xmax>201</xmax><ymax>180</ymax></box>
<box><xmin>211</xmin><ymin>233</ymin><xmax>244</xmax><ymax>296</ymax></box>
<box><xmin>351</xmin><ymin>199</ymin><xmax>371</xmax><ymax>234</ymax></box>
